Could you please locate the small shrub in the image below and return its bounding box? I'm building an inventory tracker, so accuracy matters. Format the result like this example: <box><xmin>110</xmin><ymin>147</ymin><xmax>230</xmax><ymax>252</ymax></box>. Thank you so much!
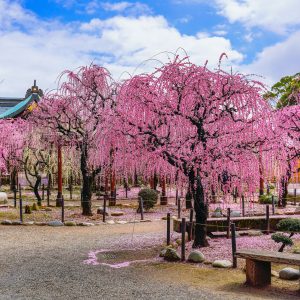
<box><xmin>269</xmin><ymin>184</ymin><xmax>275</xmax><ymax>190</ymax></box>
<box><xmin>271</xmin><ymin>233</ymin><xmax>293</xmax><ymax>247</ymax></box>
<box><xmin>277</xmin><ymin>218</ymin><xmax>300</xmax><ymax>232</ymax></box>
<box><xmin>25</xmin><ymin>205</ymin><xmax>32</xmax><ymax>214</ymax></box>
<box><xmin>272</xmin><ymin>218</ymin><xmax>300</xmax><ymax>252</ymax></box>
<box><xmin>138</xmin><ymin>188</ymin><xmax>158</xmax><ymax>211</ymax></box>
<box><xmin>32</xmin><ymin>203</ymin><xmax>39</xmax><ymax>211</ymax></box>
<box><xmin>258</xmin><ymin>194</ymin><xmax>278</xmax><ymax>204</ymax></box>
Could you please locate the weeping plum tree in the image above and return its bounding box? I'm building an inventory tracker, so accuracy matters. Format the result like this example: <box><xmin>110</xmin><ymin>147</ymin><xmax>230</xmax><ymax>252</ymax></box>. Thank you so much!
<box><xmin>275</xmin><ymin>103</ymin><xmax>300</xmax><ymax>205</ymax></box>
<box><xmin>0</xmin><ymin>119</ymin><xmax>55</xmax><ymax>206</ymax></box>
<box><xmin>0</xmin><ymin>119</ymin><xmax>25</xmax><ymax>189</ymax></box>
<box><xmin>117</xmin><ymin>55</ymin><xmax>272</xmax><ymax>247</ymax></box>
<box><xmin>30</xmin><ymin>65</ymin><xmax>115</xmax><ymax>215</ymax></box>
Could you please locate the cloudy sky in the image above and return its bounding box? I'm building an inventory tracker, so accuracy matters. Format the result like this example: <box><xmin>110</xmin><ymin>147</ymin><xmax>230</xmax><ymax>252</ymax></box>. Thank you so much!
<box><xmin>0</xmin><ymin>0</ymin><xmax>300</xmax><ymax>96</ymax></box>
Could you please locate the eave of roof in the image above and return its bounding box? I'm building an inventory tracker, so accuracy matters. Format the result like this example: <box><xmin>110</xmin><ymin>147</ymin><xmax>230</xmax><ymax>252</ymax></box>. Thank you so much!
<box><xmin>0</xmin><ymin>94</ymin><xmax>40</xmax><ymax>119</ymax></box>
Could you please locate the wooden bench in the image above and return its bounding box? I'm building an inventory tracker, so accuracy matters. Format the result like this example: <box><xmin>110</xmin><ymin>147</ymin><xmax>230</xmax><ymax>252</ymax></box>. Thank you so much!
<box><xmin>236</xmin><ymin>249</ymin><xmax>300</xmax><ymax>287</ymax></box>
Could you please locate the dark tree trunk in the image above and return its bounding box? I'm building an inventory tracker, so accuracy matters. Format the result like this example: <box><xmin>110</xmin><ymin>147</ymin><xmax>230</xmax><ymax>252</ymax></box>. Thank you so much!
<box><xmin>185</xmin><ymin>187</ymin><xmax>193</xmax><ymax>209</ymax></box>
<box><xmin>34</xmin><ymin>175</ymin><xmax>42</xmax><ymax>206</ymax></box>
<box><xmin>10</xmin><ymin>167</ymin><xmax>17</xmax><ymax>191</ymax></box>
<box><xmin>278</xmin><ymin>176</ymin><xmax>288</xmax><ymax>207</ymax></box>
<box><xmin>278</xmin><ymin>233</ymin><xmax>294</xmax><ymax>252</ymax></box>
<box><xmin>153</xmin><ymin>172</ymin><xmax>158</xmax><ymax>190</ymax></box>
<box><xmin>190</xmin><ymin>170</ymin><xmax>209</xmax><ymax>248</ymax></box>
<box><xmin>134</xmin><ymin>169</ymin><xmax>139</xmax><ymax>187</ymax></box>
<box><xmin>81</xmin><ymin>142</ymin><xmax>93</xmax><ymax>216</ymax></box>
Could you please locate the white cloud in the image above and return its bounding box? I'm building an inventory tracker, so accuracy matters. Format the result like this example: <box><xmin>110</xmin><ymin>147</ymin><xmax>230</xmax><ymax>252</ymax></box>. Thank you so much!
<box><xmin>86</xmin><ymin>1</ymin><xmax>151</xmax><ymax>15</ymax></box>
<box><xmin>102</xmin><ymin>2</ymin><xmax>135</xmax><ymax>12</ymax></box>
<box><xmin>0</xmin><ymin>0</ymin><xmax>36</xmax><ymax>29</ymax></box>
<box><xmin>215</xmin><ymin>0</ymin><xmax>300</xmax><ymax>34</ymax></box>
<box><xmin>213</xmin><ymin>30</ymin><xmax>227</xmax><ymax>36</ymax></box>
<box><xmin>241</xmin><ymin>31</ymin><xmax>300</xmax><ymax>86</ymax></box>
<box><xmin>0</xmin><ymin>1</ymin><xmax>243</xmax><ymax>96</ymax></box>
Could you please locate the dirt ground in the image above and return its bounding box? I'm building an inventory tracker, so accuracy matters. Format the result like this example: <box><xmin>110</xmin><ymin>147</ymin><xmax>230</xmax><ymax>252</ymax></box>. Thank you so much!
<box><xmin>0</xmin><ymin>221</ymin><xmax>299</xmax><ymax>299</ymax></box>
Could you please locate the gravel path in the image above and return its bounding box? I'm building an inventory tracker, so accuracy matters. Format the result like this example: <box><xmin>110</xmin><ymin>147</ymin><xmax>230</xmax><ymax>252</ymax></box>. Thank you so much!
<box><xmin>0</xmin><ymin>223</ymin><xmax>298</xmax><ymax>300</ymax></box>
<box><xmin>0</xmin><ymin>223</ymin><xmax>214</xmax><ymax>300</ymax></box>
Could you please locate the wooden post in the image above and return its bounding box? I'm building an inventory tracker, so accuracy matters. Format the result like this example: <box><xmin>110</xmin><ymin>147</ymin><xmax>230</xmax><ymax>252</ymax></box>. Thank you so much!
<box><xmin>42</xmin><ymin>184</ymin><xmax>45</xmax><ymax>201</ymax></box>
<box><xmin>242</xmin><ymin>195</ymin><xmax>245</xmax><ymax>217</ymax></box>
<box><xmin>246</xmin><ymin>259</ymin><xmax>271</xmax><ymax>287</ymax></box>
<box><xmin>13</xmin><ymin>187</ymin><xmax>17</xmax><ymax>208</ymax></box>
<box><xmin>139</xmin><ymin>197</ymin><xmax>144</xmax><ymax>221</ymax></box>
<box><xmin>47</xmin><ymin>186</ymin><xmax>50</xmax><ymax>207</ymax></box>
<box><xmin>160</xmin><ymin>175</ymin><xmax>168</xmax><ymax>205</ymax></box>
<box><xmin>56</xmin><ymin>144</ymin><xmax>63</xmax><ymax>207</ymax></box>
<box><xmin>167</xmin><ymin>213</ymin><xmax>171</xmax><ymax>246</ymax></box>
<box><xmin>227</xmin><ymin>208</ymin><xmax>231</xmax><ymax>239</ymax></box>
<box><xmin>231</xmin><ymin>223</ymin><xmax>237</xmax><ymax>268</ymax></box>
<box><xmin>294</xmin><ymin>188</ymin><xmax>297</xmax><ymax>206</ymax></box>
<box><xmin>149</xmin><ymin>176</ymin><xmax>154</xmax><ymax>189</ymax></box>
<box><xmin>181</xmin><ymin>218</ymin><xmax>186</xmax><ymax>261</ymax></box>
<box><xmin>19</xmin><ymin>184</ymin><xmax>23</xmax><ymax>223</ymax></box>
<box><xmin>61</xmin><ymin>196</ymin><xmax>65</xmax><ymax>223</ymax></box>
<box><xmin>266</xmin><ymin>204</ymin><xmax>270</xmax><ymax>235</ymax></box>
<box><xmin>188</xmin><ymin>209</ymin><xmax>194</xmax><ymax>241</ymax></box>
<box><xmin>69</xmin><ymin>174</ymin><xmax>73</xmax><ymax>200</ymax></box>
<box><xmin>271</xmin><ymin>195</ymin><xmax>275</xmax><ymax>215</ymax></box>
<box><xmin>124</xmin><ymin>178</ymin><xmax>128</xmax><ymax>199</ymax></box>
<box><xmin>109</xmin><ymin>170</ymin><xmax>116</xmax><ymax>206</ymax></box>
<box><xmin>103</xmin><ymin>193</ymin><xmax>107</xmax><ymax>223</ymax></box>
<box><xmin>178</xmin><ymin>197</ymin><xmax>181</xmax><ymax>219</ymax></box>
<box><xmin>233</xmin><ymin>187</ymin><xmax>237</xmax><ymax>203</ymax></box>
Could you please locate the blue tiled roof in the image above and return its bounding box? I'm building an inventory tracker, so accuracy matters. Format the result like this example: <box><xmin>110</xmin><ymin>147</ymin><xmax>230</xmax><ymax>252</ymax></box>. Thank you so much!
<box><xmin>0</xmin><ymin>94</ymin><xmax>39</xmax><ymax>119</ymax></box>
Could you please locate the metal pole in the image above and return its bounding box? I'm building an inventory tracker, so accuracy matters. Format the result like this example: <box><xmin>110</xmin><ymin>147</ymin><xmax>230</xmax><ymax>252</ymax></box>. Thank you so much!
<box><xmin>266</xmin><ymin>204</ymin><xmax>270</xmax><ymax>235</ymax></box>
<box><xmin>167</xmin><ymin>213</ymin><xmax>171</xmax><ymax>246</ymax></box>
<box><xmin>61</xmin><ymin>196</ymin><xmax>64</xmax><ymax>223</ymax></box>
<box><xmin>13</xmin><ymin>187</ymin><xmax>17</xmax><ymax>208</ymax></box>
<box><xmin>103</xmin><ymin>194</ymin><xmax>107</xmax><ymax>223</ymax></box>
<box><xmin>272</xmin><ymin>195</ymin><xmax>275</xmax><ymax>215</ymax></box>
<box><xmin>188</xmin><ymin>209</ymin><xmax>194</xmax><ymax>241</ymax></box>
<box><xmin>181</xmin><ymin>218</ymin><xmax>186</xmax><ymax>261</ymax></box>
<box><xmin>178</xmin><ymin>197</ymin><xmax>181</xmax><ymax>219</ymax></box>
<box><xmin>294</xmin><ymin>189</ymin><xmax>297</xmax><ymax>206</ymax></box>
<box><xmin>19</xmin><ymin>184</ymin><xmax>23</xmax><ymax>223</ymax></box>
<box><xmin>231</xmin><ymin>223</ymin><xmax>237</xmax><ymax>268</ymax></box>
<box><xmin>56</xmin><ymin>144</ymin><xmax>63</xmax><ymax>207</ymax></box>
<box><xmin>139</xmin><ymin>197</ymin><xmax>144</xmax><ymax>221</ymax></box>
<box><xmin>47</xmin><ymin>186</ymin><xmax>50</xmax><ymax>207</ymax></box>
<box><xmin>242</xmin><ymin>195</ymin><xmax>245</xmax><ymax>217</ymax></box>
<box><xmin>69</xmin><ymin>184</ymin><xmax>72</xmax><ymax>200</ymax></box>
<box><xmin>227</xmin><ymin>208</ymin><xmax>231</xmax><ymax>239</ymax></box>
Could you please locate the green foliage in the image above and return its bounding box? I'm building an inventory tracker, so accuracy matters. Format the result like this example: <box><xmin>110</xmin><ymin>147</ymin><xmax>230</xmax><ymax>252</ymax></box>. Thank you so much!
<box><xmin>258</xmin><ymin>194</ymin><xmax>278</xmax><ymax>204</ymax></box>
<box><xmin>277</xmin><ymin>218</ymin><xmax>300</xmax><ymax>233</ymax></box>
<box><xmin>269</xmin><ymin>184</ymin><xmax>275</xmax><ymax>190</ymax></box>
<box><xmin>25</xmin><ymin>205</ymin><xmax>32</xmax><ymax>214</ymax></box>
<box><xmin>138</xmin><ymin>188</ymin><xmax>158</xmax><ymax>211</ymax></box>
<box><xmin>264</xmin><ymin>73</ymin><xmax>300</xmax><ymax>108</ymax></box>
<box><xmin>271</xmin><ymin>233</ymin><xmax>293</xmax><ymax>246</ymax></box>
<box><xmin>31</xmin><ymin>203</ymin><xmax>39</xmax><ymax>211</ymax></box>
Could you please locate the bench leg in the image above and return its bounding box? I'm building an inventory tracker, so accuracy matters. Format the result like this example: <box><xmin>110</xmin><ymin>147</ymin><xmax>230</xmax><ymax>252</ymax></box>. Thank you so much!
<box><xmin>245</xmin><ymin>259</ymin><xmax>271</xmax><ymax>287</ymax></box>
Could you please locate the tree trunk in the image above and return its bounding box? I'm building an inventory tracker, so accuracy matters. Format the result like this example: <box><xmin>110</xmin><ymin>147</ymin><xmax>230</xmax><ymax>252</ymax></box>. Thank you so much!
<box><xmin>185</xmin><ymin>187</ymin><xmax>193</xmax><ymax>209</ymax></box>
<box><xmin>278</xmin><ymin>176</ymin><xmax>288</xmax><ymax>207</ymax></box>
<box><xmin>10</xmin><ymin>167</ymin><xmax>17</xmax><ymax>191</ymax></box>
<box><xmin>81</xmin><ymin>142</ymin><xmax>93</xmax><ymax>216</ymax></box>
<box><xmin>34</xmin><ymin>175</ymin><xmax>42</xmax><ymax>206</ymax></box>
<box><xmin>190</xmin><ymin>171</ymin><xmax>209</xmax><ymax>248</ymax></box>
<box><xmin>278</xmin><ymin>233</ymin><xmax>294</xmax><ymax>252</ymax></box>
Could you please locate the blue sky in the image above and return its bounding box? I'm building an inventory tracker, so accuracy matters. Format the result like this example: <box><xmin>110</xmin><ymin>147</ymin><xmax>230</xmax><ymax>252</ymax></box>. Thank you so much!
<box><xmin>1</xmin><ymin>0</ymin><xmax>300</xmax><ymax>96</ymax></box>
